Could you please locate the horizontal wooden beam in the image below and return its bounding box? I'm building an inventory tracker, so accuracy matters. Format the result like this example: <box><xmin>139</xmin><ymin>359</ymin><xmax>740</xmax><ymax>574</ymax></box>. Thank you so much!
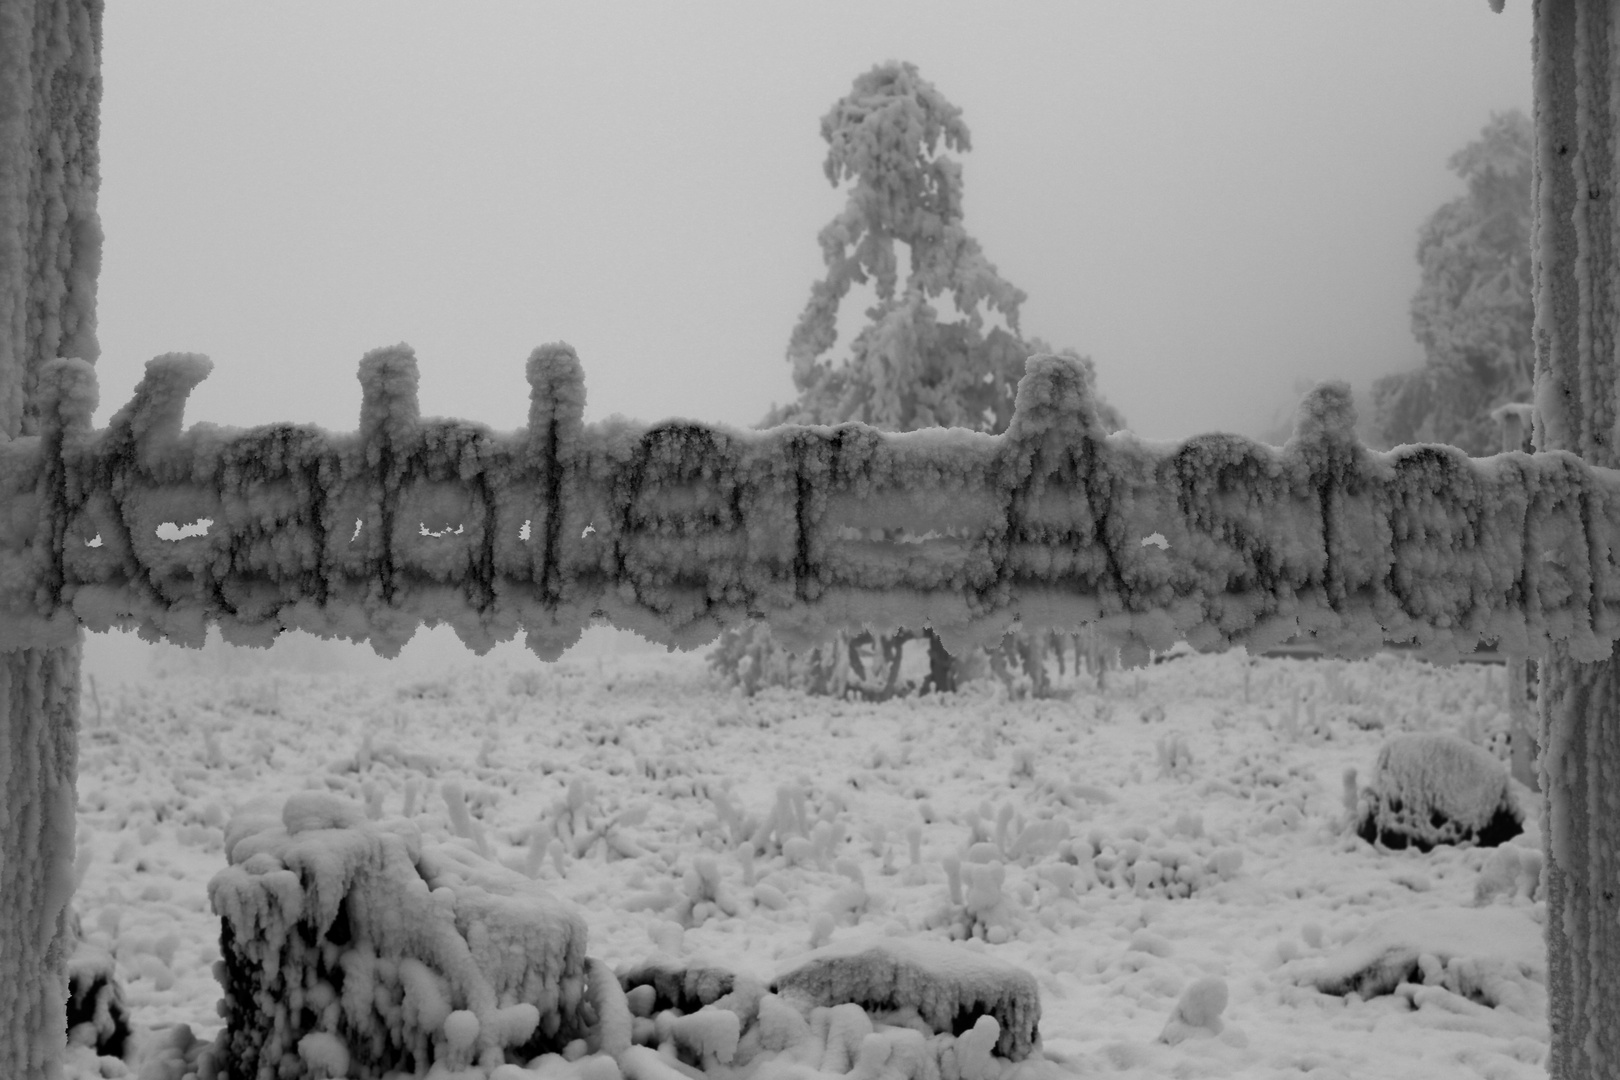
<box><xmin>1</xmin><ymin>347</ymin><xmax>1612</xmax><ymax>662</ymax></box>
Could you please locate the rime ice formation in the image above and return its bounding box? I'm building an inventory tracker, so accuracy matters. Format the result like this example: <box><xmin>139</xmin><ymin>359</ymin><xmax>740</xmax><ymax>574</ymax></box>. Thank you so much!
<box><xmin>3</xmin><ymin>0</ymin><xmax>1619</xmax><ymax>1073</ymax></box>
<box><xmin>1531</xmin><ymin>3</ymin><xmax>1620</xmax><ymax>1072</ymax></box>
<box><xmin>9</xmin><ymin>349</ymin><xmax>1620</xmax><ymax>675</ymax></box>
<box><xmin>205</xmin><ymin>792</ymin><xmax>591</xmax><ymax>1078</ymax></box>
<box><xmin>0</xmin><ymin>641</ymin><xmax>82</xmax><ymax>1076</ymax></box>
<box><xmin>0</xmin><ymin>0</ymin><xmax>104</xmax><ymax>435</ymax></box>
<box><xmin>1</xmin><ymin>0</ymin><xmax>105</xmax><ymax>1074</ymax></box>
<box><xmin>1353</xmin><ymin>732</ymin><xmax>1522</xmax><ymax>851</ymax></box>
<box><xmin>772</xmin><ymin>937</ymin><xmax>1040</xmax><ymax>1060</ymax></box>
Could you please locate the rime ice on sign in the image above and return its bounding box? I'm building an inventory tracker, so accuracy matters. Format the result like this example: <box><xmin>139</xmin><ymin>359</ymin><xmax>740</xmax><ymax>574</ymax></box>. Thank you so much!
<box><xmin>206</xmin><ymin>792</ymin><xmax>590</xmax><ymax>1077</ymax></box>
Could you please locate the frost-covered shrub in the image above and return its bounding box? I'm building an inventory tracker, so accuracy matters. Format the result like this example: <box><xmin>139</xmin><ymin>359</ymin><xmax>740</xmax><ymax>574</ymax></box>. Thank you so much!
<box><xmin>1355</xmin><ymin>733</ymin><xmax>1523</xmax><ymax>851</ymax></box>
<box><xmin>709</xmin><ymin>623</ymin><xmax>1105</xmax><ymax>702</ymax></box>
<box><xmin>706</xmin><ymin>623</ymin><xmax>849</xmax><ymax>698</ymax></box>
<box><xmin>206</xmin><ymin>792</ymin><xmax>591</xmax><ymax>1078</ymax></box>
<box><xmin>65</xmin><ymin>935</ymin><xmax>130</xmax><ymax>1060</ymax></box>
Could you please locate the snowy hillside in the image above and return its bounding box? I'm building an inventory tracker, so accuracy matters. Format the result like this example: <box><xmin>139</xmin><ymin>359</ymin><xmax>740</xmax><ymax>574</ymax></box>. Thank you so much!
<box><xmin>66</xmin><ymin>633</ymin><xmax>1547</xmax><ymax>1080</ymax></box>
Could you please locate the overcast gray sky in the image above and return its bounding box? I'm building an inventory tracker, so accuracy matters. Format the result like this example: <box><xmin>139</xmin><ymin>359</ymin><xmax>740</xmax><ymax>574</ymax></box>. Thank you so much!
<box><xmin>92</xmin><ymin>2</ymin><xmax>1531</xmax><ymax>443</ymax></box>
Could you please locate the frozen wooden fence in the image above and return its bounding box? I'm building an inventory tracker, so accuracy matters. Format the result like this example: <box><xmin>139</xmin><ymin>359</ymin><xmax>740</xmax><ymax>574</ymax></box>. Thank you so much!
<box><xmin>3</xmin><ymin>0</ymin><xmax>1619</xmax><ymax>1077</ymax></box>
<box><xmin>6</xmin><ymin>348</ymin><xmax>1620</xmax><ymax>669</ymax></box>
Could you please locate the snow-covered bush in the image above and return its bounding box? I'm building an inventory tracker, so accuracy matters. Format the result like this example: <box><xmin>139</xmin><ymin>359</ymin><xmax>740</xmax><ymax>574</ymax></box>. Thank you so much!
<box><xmin>206</xmin><ymin>792</ymin><xmax>591</xmax><ymax>1078</ymax></box>
<box><xmin>65</xmin><ymin>934</ymin><xmax>130</xmax><ymax>1060</ymax></box>
<box><xmin>1354</xmin><ymin>733</ymin><xmax>1522</xmax><ymax>851</ymax></box>
<box><xmin>982</xmin><ymin>631</ymin><xmax>1114</xmax><ymax>699</ymax></box>
<box><xmin>706</xmin><ymin>623</ymin><xmax>851</xmax><ymax>699</ymax></box>
<box><xmin>709</xmin><ymin>624</ymin><xmax>1108</xmax><ymax>702</ymax></box>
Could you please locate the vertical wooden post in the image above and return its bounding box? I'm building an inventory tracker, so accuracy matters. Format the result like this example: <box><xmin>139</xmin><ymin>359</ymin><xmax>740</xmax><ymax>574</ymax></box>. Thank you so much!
<box><xmin>0</xmin><ymin>1</ymin><xmax>103</xmax><ymax>1076</ymax></box>
<box><xmin>1493</xmin><ymin>404</ymin><xmax>1539</xmax><ymax>792</ymax></box>
<box><xmin>1532</xmin><ymin>2</ymin><xmax>1620</xmax><ymax>1074</ymax></box>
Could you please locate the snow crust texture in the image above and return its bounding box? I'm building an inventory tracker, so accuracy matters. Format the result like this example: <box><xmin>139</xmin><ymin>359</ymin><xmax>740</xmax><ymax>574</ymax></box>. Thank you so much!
<box><xmin>65</xmin><ymin>648</ymin><xmax>1553</xmax><ymax>1079</ymax></box>
<box><xmin>205</xmin><ymin>793</ymin><xmax>590</xmax><ymax>1078</ymax></box>
<box><xmin>8</xmin><ymin>350</ymin><xmax>1620</xmax><ymax>670</ymax></box>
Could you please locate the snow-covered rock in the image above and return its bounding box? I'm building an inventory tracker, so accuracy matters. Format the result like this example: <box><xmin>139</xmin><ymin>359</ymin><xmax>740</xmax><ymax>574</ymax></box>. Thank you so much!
<box><xmin>206</xmin><ymin>792</ymin><xmax>589</xmax><ymax>1077</ymax></box>
<box><xmin>1354</xmin><ymin>733</ymin><xmax>1522</xmax><ymax>851</ymax></box>
<box><xmin>1287</xmin><ymin>905</ymin><xmax>1545</xmax><ymax>1018</ymax></box>
<box><xmin>773</xmin><ymin>937</ymin><xmax>1040</xmax><ymax>1060</ymax></box>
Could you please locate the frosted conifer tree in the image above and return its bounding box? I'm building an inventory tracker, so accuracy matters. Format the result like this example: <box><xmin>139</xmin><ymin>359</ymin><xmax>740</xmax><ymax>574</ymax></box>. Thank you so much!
<box><xmin>768</xmin><ymin>61</ymin><xmax>1122</xmax><ymax>437</ymax></box>
<box><xmin>1372</xmin><ymin>111</ymin><xmax>1532</xmax><ymax>455</ymax></box>
<box><xmin>717</xmin><ymin>62</ymin><xmax>1123</xmax><ymax>698</ymax></box>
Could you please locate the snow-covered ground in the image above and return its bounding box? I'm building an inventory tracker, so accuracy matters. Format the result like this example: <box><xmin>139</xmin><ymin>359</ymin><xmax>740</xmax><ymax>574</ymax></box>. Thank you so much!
<box><xmin>67</xmin><ymin>628</ymin><xmax>1547</xmax><ymax>1080</ymax></box>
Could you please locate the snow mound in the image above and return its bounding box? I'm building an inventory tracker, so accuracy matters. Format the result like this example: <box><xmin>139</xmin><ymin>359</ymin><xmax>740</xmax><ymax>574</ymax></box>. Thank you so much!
<box><xmin>1474</xmin><ymin>841</ymin><xmax>1543</xmax><ymax>905</ymax></box>
<box><xmin>1157</xmin><ymin>976</ymin><xmax>1227</xmax><ymax>1045</ymax></box>
<box><xmin>206</xmin><ymin>792</ymin><xmax>590</xmax><ymax>1077</ymax></box>
<box><xmin>773</xmin><ymin>937</ymin><xmax>1040</xmax><ymax>1060</ymax></box>
<box><xmin>1355</xmin><ymin>733</ymin><xmax>1522</xmax><ymax>851</ymax></box>
<box><xmin>1287</xmin><ymin>906</ymin><xmax>1545</xmax><ymax>1016</ymax></box>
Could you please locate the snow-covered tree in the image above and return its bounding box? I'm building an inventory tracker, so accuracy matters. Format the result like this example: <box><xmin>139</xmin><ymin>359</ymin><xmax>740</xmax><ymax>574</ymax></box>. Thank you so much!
<box><xmin>1371</xmin><ymin>111</ymin><xmax>1532</xmax><ymax>455</ymax></box>
<box><xmin>717</xmin><ymin>61</ymin><xmax>1122</xmax><ymax>699</ymax></box>
<box><xmin>768</xmin><ymin>60</ymin><xmax>1122</xmax><ymax>438</ymax></box>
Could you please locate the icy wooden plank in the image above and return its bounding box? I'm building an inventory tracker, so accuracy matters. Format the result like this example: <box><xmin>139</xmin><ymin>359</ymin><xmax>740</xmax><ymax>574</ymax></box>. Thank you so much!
<box><xmin>4</xmin><ymin>349</ymin><xmax>1620</xmax><ymax>664</ymax></box>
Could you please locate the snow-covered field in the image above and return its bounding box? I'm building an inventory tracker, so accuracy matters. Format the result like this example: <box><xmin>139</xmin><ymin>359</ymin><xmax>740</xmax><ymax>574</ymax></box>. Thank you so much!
<box><xmin>67</xmin><ymin>629</ymin><xmax>1548</xmax><ymax>1080</ymax></box>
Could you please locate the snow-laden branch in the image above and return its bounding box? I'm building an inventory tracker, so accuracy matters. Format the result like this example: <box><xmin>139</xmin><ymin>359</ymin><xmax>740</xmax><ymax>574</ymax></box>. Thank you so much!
<box><xmin>1</xmin><ymin>348</ymin><xmax>1613</xmax><ymax>663</ymax></box>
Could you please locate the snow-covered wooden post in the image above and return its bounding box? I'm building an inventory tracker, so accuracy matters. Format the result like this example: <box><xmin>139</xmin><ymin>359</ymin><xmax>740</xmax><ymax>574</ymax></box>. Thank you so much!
<box><xmin>1531</xmin><ymin>2</ymin><xmax>1620</xmax><ymax>1071</ymax></box>
<box><xmin>0</xmin><ymin>0</ymin><xmax>102</xmax><ymax>1076</ymax></box>
<box><xmin>1493</xmin><ymin>402</ymin><xmax>1538</xmax><ymax>791</ymax></box>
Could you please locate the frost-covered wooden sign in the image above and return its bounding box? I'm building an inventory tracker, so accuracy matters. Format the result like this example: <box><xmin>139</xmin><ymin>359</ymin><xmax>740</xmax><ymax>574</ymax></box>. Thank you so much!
<box><xmin>5</xmin><ymin>343</ymin><xmax>1620</xmax><ymax>666</ymax></box>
